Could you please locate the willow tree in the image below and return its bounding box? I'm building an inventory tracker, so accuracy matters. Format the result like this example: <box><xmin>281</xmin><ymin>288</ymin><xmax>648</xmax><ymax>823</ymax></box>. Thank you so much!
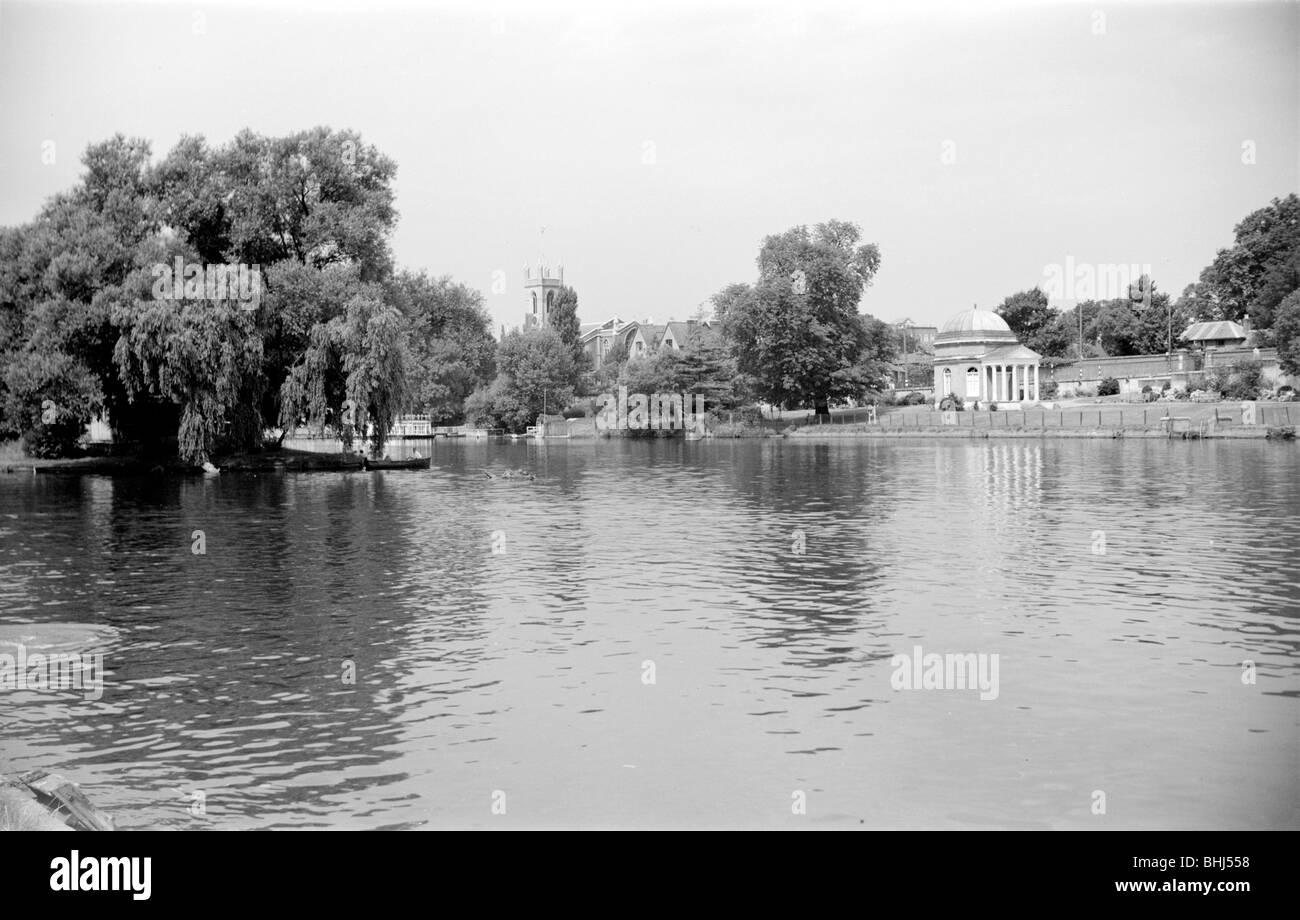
<box><xmin>279</xmin><ymin>291</ymin><xmax>411</xmax><ymax>455</ymax></box>
<box><xmin>714</xmin><ymin>220</ymin><xmax>882</xmax><ymax>419</ymax></box>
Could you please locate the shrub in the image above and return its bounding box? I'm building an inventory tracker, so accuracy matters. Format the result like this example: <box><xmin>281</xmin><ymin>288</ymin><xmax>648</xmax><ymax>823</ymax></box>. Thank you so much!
<box><xmin>1203</xmin><ymin>368</ymin><xmax>1230</xmax><ymax>396</ymax></box>
<box><xmin>1227</xmin><ymin>358</ymin><xmax>1264</xmax><ymax>400</ymax></box>
<box><xmin>905</xmin><ymin>391</ymin><xmax>927</xmax><ymax>406</ymax></box>
<box><xmin>938</xmin><ymin>394</ymin><xmax>965</xmax><ymax>412</ymax></box>
<box><xmin>1041</xmin><ymin>380</ymin><xmax>1059</xmax><ymax>399</ymax></box>
<box><xmin>988</xmin><ymin>401</ymin><xmax>998</xmax><ymax>412</ymax></box>
<box><xmin>1076</xmin><ymin>387</ymin><xmax>1096</xmax><ymax>398</ymax></box>
<box><xmin>20</xmin><ymin>420</ymin><xmax>85</xmax><ymax>459</ymax></box>
<box><xmin>1098</xmin><ymin>377</ymin><xmax>1120</xmax><ymax>396</ymax></box>
<box><xmin>1278</xmin><ymin>385</ymin><xmax>1297</xmax><ymax>401</ymax></box>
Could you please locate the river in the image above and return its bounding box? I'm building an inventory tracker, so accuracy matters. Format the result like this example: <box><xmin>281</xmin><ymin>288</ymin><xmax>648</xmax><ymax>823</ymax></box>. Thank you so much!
<box><xmin>1</xmin><ymin>437</ymin><xmax>1296</xmax><ymax>829</ymax></box>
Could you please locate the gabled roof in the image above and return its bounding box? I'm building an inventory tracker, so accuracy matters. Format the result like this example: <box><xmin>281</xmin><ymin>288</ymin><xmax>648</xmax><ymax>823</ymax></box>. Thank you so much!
<box><xmin>633</xmin><ymin>324</ymin><xmax>665</xmax><ymax>347</ymax></box>
<box><xmin>1181</xmin><ymin>320</ymin><xmax>1246</xmax><ymax>342</ymax></box>
<box><xmin>661</xmin><ymin>321</ymin><xmax>695</xmax><ymax>347</ymax></box>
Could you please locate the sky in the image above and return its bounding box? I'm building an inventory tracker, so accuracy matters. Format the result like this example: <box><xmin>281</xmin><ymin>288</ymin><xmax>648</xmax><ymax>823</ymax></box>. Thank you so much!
<box><xmin>1</xmin><ymin>0</ymin><xmax>1297</xmax><ymax>335</ymax></box>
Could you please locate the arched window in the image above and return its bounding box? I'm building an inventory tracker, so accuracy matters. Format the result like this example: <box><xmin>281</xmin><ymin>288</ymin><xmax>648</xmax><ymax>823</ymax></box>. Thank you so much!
<box><xmin>546</xmin><ymin>291</ymin><xmax>555</xmax><ymax>311</ymax></box>
<box><xmin>942</xmin><ymin>368</ymin><xmax>952</xmax><ymax>396</ymax></box>
<box><xmin>531</xmin><ymin>292</ymin><xmax>538</xmax><ymax>314</ymax></box>
<box><xmin>966</xmin><ymin>367</ymin><xmax>980</xmax><ymax>398</ymax></box>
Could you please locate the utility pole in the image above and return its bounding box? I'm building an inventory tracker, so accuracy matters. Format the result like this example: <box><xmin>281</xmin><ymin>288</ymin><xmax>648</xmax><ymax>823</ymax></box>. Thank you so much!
<box><xmin>902</xmin><ymin>323</ymin><xmax>908</xmax><ymax>387</ymax></box>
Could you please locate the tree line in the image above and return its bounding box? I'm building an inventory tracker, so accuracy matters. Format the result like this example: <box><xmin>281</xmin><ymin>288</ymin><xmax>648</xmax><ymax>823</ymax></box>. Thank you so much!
<box><xmin>0</xmin><ymin>130</ymin><xmax>904</xmax><ymax>458</ymax></box>
<box><xmin>993</xmin><ymin>194</ymin><xmax>1300</xmax><ymax>374</ymax></box>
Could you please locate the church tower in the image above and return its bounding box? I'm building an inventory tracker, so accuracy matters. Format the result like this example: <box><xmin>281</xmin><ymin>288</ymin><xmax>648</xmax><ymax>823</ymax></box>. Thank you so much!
<box><xmin>523</xmin><ymin>262</ymin><xmax>565</xmax><ymax>330</ymax></box>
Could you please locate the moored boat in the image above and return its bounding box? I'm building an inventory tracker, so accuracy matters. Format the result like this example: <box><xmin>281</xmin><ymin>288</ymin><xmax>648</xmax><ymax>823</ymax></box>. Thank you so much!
<box><xmin>363</xmin><ymin>456</ymin><xmax>431</xmax><ymax>471</ymax></box>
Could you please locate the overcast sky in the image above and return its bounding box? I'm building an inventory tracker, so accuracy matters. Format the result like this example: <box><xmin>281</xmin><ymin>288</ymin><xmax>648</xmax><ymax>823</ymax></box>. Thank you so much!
<box><xmin>1</xmin><ymin>0</ymin><xmax>1296</xmax><ymax>333</ymax></box>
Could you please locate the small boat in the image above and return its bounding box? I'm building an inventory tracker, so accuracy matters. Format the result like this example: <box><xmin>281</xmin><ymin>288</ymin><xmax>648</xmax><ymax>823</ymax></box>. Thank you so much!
<box><xmin>363</xmin><ymin>456</ymin><xmax>431</xmax><ymax>471</ymax></box>
<box><xmin>0</xmin><ymin>770</ymin><xmax>116</xmax><ymax>831</ymax></box>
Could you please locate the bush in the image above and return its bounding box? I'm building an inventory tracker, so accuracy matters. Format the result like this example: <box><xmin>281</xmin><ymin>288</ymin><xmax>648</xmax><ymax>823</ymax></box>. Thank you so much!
<box><xmin>938</xmin><ymin>394</ymin><xmax>964</xmax><ymax>412</ymax></box>
<box><xmin>1227</xmin><ymin>358</ymin><xmax>1264</xmax><ymax>400</ymax></box>
<box><xmin>1278</xmin><ymin>385</ymin><xmax>1297</xmax><ymax>401</ymax></box>
<box><xmin>1203</xmin><ymin>368</ymin><xmax>1230</xmax><ymax>396</ymax></box>
<box><xmin>1075</xmin><ymin>387</ymin><xmax>1096</xmax><ymax>398</ymax></box>
<box><xmin>1040</xmin><ymin>380</ymin><xmax>1059</xmax><ymax>399</ymax></box>
<box><xmin>1098</xmin><ymin>377</ymin><xmax>1120</xmax><ymax>396</ymax></box>
<box><xmin>20</xmin><ymin>420</ymin><xmax>85</xmax><ymax>458</ymax></box>
<box><xmin>988</xmin><ymin>401</ymin><xmax>998</xmax><ymax>411</ymax></box>
<box><xmin>904</xmin><ymin>391</ymin><xmax>927</xmax><ymax>406</ymax></box>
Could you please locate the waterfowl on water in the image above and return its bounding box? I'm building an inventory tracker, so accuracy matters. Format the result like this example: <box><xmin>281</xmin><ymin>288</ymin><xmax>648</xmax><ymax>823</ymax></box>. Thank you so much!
<box><xmin>481</xmin><ymin>469</ymin><xmax>535</xmax><ymax>481</ymax></box>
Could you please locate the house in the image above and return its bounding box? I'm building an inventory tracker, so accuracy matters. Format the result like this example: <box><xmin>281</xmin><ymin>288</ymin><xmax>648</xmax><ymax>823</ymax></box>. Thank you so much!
<box><xmin>659</xmin><ymin>320</ymin><xmax>723</xmax><ymax>352</ymax></box>
<box><xmin>625</xmin><ymin>323</ymin><xmax>664</xmax><ymax>358</ymax></box>
<box><xmin>1181</xmin><ymin>321</ymin><xmax>1248</xmax><ymax>350</ymax></box>
<box><xmin>891</xmin><ymin>318</ymin><xmax>938</xmax><ymax>353</ymax></box>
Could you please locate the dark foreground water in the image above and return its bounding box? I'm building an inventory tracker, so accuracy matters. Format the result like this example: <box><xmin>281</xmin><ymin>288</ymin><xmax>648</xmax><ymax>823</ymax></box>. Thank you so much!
<box><xmin>1</xmin><ymin>438</ymin><xmax>1296</xmax><ymax>829</ymax></box>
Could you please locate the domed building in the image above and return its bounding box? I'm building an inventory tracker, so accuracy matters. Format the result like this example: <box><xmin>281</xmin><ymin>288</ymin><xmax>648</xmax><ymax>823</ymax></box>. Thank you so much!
<box><xmin>932</xmin><ymin>307</ymin><xmax>1042</xmax><ymax>406</ymax></box>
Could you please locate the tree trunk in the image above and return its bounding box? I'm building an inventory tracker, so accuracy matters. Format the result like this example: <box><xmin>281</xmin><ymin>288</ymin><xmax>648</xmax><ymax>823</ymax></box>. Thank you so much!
<box><xmin>814</xmin><ymin>396</ymin><xmax>831</xmax><ymax>421</ymax></box>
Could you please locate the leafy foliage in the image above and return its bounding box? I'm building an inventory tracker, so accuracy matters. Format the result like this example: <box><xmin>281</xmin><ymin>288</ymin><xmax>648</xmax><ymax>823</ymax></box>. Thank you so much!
<box><xmin>1274</xmin><ymin>291</ymin><xmax>1300</xmax><ymax>377</ymax></box>
<box><xmin>464</xmin><ymin>328</ymin><xmax>576</xmax><ymax>433</ymax></box>
<box><xmin>0</xmin><ymin>128</ymin><xmax>461</xmax><ymax>461</ymax></box>
<box><xmin>1183</xmin><ymin>193</ymin><xmax>1300</xmax><ymax>337</ymax></box>
<box><xmin>714</xmin><ymin>220</ymin><xmax>883</xmax><ymax>417</ymax></box>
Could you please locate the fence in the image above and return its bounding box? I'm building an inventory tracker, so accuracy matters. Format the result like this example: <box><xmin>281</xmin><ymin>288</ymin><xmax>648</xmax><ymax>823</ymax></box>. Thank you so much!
<box><xmin>864</xmin><ymin>403</ymin><xmax>1297</xmax><ymax>430</ymax></box>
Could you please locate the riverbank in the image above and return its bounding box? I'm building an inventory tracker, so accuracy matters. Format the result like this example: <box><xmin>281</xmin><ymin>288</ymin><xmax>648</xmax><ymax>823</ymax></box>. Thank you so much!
<box><xmin>788</xmin><ymin>425</ymin><xmax>1296</xmax><ymax>440</ymax></box>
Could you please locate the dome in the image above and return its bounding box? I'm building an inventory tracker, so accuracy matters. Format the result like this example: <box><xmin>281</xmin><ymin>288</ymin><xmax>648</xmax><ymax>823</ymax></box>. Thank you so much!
<box><xmin>940</xmin><ymin>308</ymin><xmax>1012</xmax><ymax>335</ymax></box>
<box><xmin>935</xmin><ymin>307</ymin><xmax>1019</xmax><ymax>347</ymax></box>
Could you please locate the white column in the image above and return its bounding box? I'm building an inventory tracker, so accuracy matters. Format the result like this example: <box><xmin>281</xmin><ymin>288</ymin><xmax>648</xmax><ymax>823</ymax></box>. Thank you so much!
<box><xmin>1016</xmin><ymin>365</ymin><xmax>1023</xmax><ymax>401</ymax></box>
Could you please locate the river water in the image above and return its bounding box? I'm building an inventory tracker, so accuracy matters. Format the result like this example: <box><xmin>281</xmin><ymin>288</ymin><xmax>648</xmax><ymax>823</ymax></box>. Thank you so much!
<box><xmin>1</xmin><ymin>437</ymin><xmax>1296</xmax><ymax>829</ymax></box>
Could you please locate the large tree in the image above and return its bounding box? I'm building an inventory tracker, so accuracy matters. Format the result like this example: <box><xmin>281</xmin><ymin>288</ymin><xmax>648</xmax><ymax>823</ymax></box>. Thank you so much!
<box><xmin>390</xmin><ymin>271</ymin><xmax>495</xmax><ymax>424</ymax></box>
<box><xmin>996</xmin><ymin>288</ymin><xmax>1055</xmax><ymax>348</ymax></box>
<box><xmin>714</xmin><ymin>220</ymin><xmax>882</xmax><ymax>419</ymax></box>
<box><xmin>1</xmin><ymin>128</ymin><xmax>416</xmax><ymax>462</ymax></box>
<box><xmin>464</xmin><ymin>327</ymin><xmax>576</xmax><ymax>432</ymax></box>
<box><xmin>1184</xmin><ymin>193</ymin><xmax>1300</xmax><ymax>339</ymax></box>
<box><xmin>1274</xmin><ymin>290</ymin><xmax>1300</xmax><ymax>377</ymax></box>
